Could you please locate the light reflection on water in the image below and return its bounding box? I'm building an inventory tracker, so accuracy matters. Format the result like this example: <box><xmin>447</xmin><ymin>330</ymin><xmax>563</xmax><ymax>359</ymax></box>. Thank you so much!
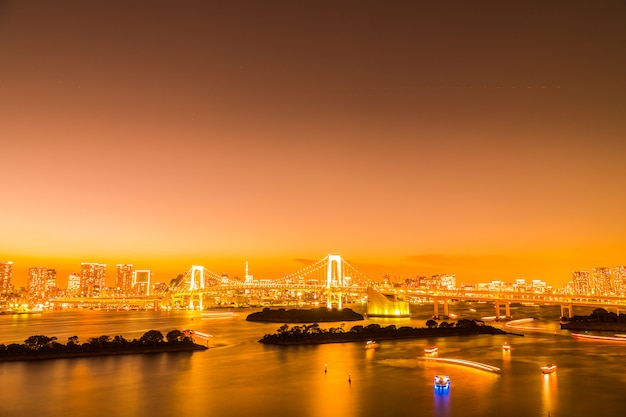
<box><xmin>1</xmin><ymin>303</ymin><xmax>626</xmax><ymax>416</ymax></box>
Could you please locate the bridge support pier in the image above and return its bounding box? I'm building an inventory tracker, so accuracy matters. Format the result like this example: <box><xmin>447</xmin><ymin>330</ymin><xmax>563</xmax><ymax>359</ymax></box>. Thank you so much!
<box><xmin>443</xmin><ymin>300</ymin><xmax>449</xmax><ymax>318</ymax></box>
<box><xmin>433</xmin><ymin>298</ymin><xmax>439</xmax><ymax>319</ymax></box>
<box><xmin>561</xmin><ymin>303</ymin><xmax>573</xmax><ymax>318</ymax></box>
<box><xmin>494</xmin><ymin>301</ymin><xmax>512</xmax><ymax>321</ymax></box>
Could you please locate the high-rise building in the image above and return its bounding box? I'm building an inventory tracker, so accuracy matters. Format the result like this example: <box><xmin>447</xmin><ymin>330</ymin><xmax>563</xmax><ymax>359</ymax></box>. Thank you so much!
<box><xmin>132</xmin><ymin>270</ymin><xmax>151</xmax><ymax>295</ymax></box>
<box><xmin>0</xmin><ymin>261</ymin><xmax>12</xmax><ymax>295</ymax></box>
<box><xmin>612</xmin><ymin>266</ymin><xmax>626</xmax><ymax>296</ymax></box>
<box><xmin>80</xmin><ymin>262</ymin><xmax>106</xmax><ymax>297</ymax></box>
<box><xmin>116</xmin><ymin>264</ymin><xmax>133</xmax><ymax>295</ymax></box>
<box><xmin>439</xmin><ymin>274</ymin><xmax>456</xmax><ymax>290</ymax></box>
<box><xmin>28</xmin><ymin>266</ymin><xmax>49</xmax><ymax>298</ymax></box>
<box><xmin>67</xmin><ymin>273</ymin><xmax>81</xmax><ymax>295</ymax></box>
<box><xmin>572</xmin><ymin>271</ymin><xmax>591</xmax><ymax>295</ymax></box>
<box><xmin>591</xmin><ymin>267</ymin><xmax>612</xmax><ymax>295</ymax></box>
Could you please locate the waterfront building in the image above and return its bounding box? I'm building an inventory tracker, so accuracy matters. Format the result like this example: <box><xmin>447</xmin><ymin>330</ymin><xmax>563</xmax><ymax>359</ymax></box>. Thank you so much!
<box><xmin>67</xmin><ymin>273</ymin><xmax>81</xmax><ymax>295</ymax></box>
<box><xmin>244</xmin><ymin>259</ymin><xmax>253</xmax><ymax>284</ymax></box>
<box><xmin>45</xmin><ymin>269</ymin><xmax>57</xmax><ymax>295</ymax></box>
<box><xmin>0</xmin><ymin>261</ymin><xmax>12</xmax><ymax>295</ymax></box>
<box><xmin>591</xmin><ymin>267</ymin><xmax>612</xmax><ymax>295</ymax></box>
<box><xmin>531</xmin><ymin>279</ymin><xmax>547</xmax><ymax>293</ymax></box>
<box><xmin>80</xmin><ymin>262</ymin><xmax>106</xmax><ymax>297</ymax></box>
<box><xmin>133</xmin><ymin>270</ymin><xmax>151</xmax><ymax>295</ymax></box>
<box><xmin>28</xmin><ymin>266</ymin><xmax>49</xmax><ymax>298</ymax></box>
<box><xmin>116</xmin><ymin>264</ymin><xmax>134</xmax><ymax>295</ymax></box>
<box><xmin>439</xmin><ymin>274</ymin><xmax>456</xmax><ymax>290</ymax></box>
<box><xmin>612</xmin><ymin>266</ymin><xmax>626</xmax><ymax>296</ymax></box>
<box><xmin>514</xmin><ymin>278</ymin><xmax>527</xmax><ymax>292</ymax></box>
<box><xmin>572</xmin><ymin>271</ymin><xmax>591</xmax><ymax>295</ymax></box>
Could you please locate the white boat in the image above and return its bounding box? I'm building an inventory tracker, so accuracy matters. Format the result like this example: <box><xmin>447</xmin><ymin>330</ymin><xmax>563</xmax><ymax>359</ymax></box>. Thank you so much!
<box><xmin>424</xmin><ymin>346</ymin><xmax>438</xmax><ymax>355</ymax></box>
<box><xmin>502</xmin><ymin>342</ymin><xmax>511</xmax><ymax>351</ymax></box>
<box><xmin>541</xmin><ymin>364</ymin><xmax>557</xmax><ymax>374</ymax></box>
<box><xmin>365</xmin><ymin>340</ymin><xmax>380</xmax><ymax>349</ymax></box>
<box><xmin>434</xmin><ymin>375</ymin><xmax>450</xmax><ymax>389</ymax></box>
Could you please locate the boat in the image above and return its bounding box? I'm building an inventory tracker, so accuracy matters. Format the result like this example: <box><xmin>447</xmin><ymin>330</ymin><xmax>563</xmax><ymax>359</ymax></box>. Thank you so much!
<box><xmin>365</xmin><ymin>340</ymin><xmax>380</xmax><ymax>349</ymax></box>
<box><xmin>469</xmin><ymin>308</ymin><xmax>477</xmax><ymax>313</ymax></box>
<box><xmin>434</xmin><ymin>375</ymin><xmax>451</xmax><ymax>389</ymax></box>
<box><xmin>541</xmin><ymin>364</ymin><xmax>557</xmax><ymax>374</ymax></box>
<box><xmin>502</xmin><ymin>342</ymin><xmax>511</xmax><ymax>351</ymax></box>
<box><xmin>424</xmin><ymin>346</ymin><xmax>438</xmax><ymax>355</ymax></box>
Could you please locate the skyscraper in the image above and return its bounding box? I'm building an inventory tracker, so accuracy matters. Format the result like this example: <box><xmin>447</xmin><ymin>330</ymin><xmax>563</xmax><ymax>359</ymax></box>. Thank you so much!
<box><xmin>80</xmin><ymin>262</ymin><xmax>106</xmax><ymax>296</ymax></box>
<box><xmin>572</xmin><ymin>271</ymin><xmax>591</xmax><ymax>295</ymax></box>
<box><xmin>132</xmin><ymin>270</ymin><xmax>151</xmax><ymax>295</ymax></box>
<box><xmin>28</xmin><ymin>266</ymin><xmax>49</xmax><ymax>297</ymax></box>
<box><xmin>612</xmin><ymin>266</ymin><xmax>626</xmax><ymax>296</ymax></box>
<box><xmin>0</xmin><ymin>261</ymin><xmax>12</xmax><ymax>295</ymax></box>
<box><xmin>592</xmin><ymin>267</ymin><xmax>612</xmax><ymax>295</ymax></box>
<box><xmin>67</xmin><ymin>273</ymin><xmax>81</xmax><ymax>295</ymax></box>
<box><xmin>116</xmin><ymin>264</ymin><xmax>133</xmax><ymax>295</ymax></box>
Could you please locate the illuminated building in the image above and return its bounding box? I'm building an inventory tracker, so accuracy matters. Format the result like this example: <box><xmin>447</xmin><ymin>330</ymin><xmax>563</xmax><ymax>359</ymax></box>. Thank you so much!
<box><xmin>0</xmin><ymin>261</ymin><xmax>12</xmax><ymax>295</ymax></box>
<box><xmin>133</xmin><ymin>270</ymin><xmax>151</xmax><ymax>295</ymax></box>
<box><xmin>80</xmin><ymin>262</ymin><xmax>106</xmax><ymax>297</ymax></box>
<box><xmin>45</xmin><ymin>268</ymin><xmax>57</xmax><ymax>293</ymax></box>
<box><xmin>116</xmin><ymin>264</ymin><xmax>133</xmax><ymax>295</ymax></box>
<box><xmin>244</xmin><ymin>259</ymin><xmax>253</xmax><ymax>284</ymax></box>
<box><xmin>28</xmin><ymin>266</ymin><xmax>50</xmax><ymax>298</ymax></box>
<box><xmin>67</xmin><ymin>273</ymin><xmax>81</xmax><ymax>295</ymax></box>
<box><xmin>592</xmin><ymin>267</ymin><xmax>612</xmax><ymax>295</ymax></box>
<box><xmin>572</xmin><ymin>271</ymin><xmax>591</xmax><ymax>294</ymax></box>
<box><xmin>613</xmin><ymin>266</ymin><xmax>626</xmax><ymax>295</ymax></box>
<box><xmin>439</xmin><ymin>274</ymin><xmax>456</xmax><ymax>290</ymax></box>
<box><xmin>366</xmin><ymin>287</ymin><xmax>410</xmax><ymax>317</ymax></box>
<box><xmin>612</xmin><ymin>266</ymin><xmax>626</xmax><ymax>296</ymax></box>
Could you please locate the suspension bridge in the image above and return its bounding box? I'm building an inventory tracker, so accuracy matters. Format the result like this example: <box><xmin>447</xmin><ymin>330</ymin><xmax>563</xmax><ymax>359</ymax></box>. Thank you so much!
<box><xmin>167</xmin><ymin>254</ymin><xmax>371</xmax><ymax>310</ymax></box>
<box><xmin>50</xmin><ymin>253</ymin><xmax>626</xmax><ymax>318</ymax></box>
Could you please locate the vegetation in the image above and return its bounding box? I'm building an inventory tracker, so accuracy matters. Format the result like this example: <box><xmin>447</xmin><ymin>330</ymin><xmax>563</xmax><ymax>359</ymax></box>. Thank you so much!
<box><xmin>561</xmin><ymin>308</ymin><xmax>626</xmax><ymax>331</ymax></box>
<box><xmin>0</xmin><ymin>329</ymin><xmax>207</xmax><ymax>361</ymax></box>
<box><xmin>259</xmin><ymin>319</ymin><xmax>516</xmax><ymax>345</ymax></box>
<box><xmin>246</xmin><ymin>307</ymin><xmax>364</xmax><ymax>323</ymax></box>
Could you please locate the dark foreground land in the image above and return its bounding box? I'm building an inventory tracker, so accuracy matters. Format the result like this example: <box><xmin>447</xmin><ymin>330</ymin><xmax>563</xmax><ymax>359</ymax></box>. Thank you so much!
<box><xmin>0</xmin><ymin>329</ymin><xmax>207</xmax><ymax>362</ymax></box>
<box><xmin>246</xmin><ymin>307</ymin><xmax>364</xmax><ymax>323</ymax></box>
<box><xmin>259</xmin><ymin>320</ymin><xmax>521</xmax><ymax>345</ymax></box>
<box><xmin>561</xmin><ymin>307</ymin><xmax>626</xmax><ymax>332</ymax></box>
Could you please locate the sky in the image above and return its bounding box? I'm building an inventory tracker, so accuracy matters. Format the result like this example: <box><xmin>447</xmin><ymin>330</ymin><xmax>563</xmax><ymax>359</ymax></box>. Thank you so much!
<box><xmin>1</xmin><ymin>0</ymin><xmax>626</xmax><ymax>288</ymax></box>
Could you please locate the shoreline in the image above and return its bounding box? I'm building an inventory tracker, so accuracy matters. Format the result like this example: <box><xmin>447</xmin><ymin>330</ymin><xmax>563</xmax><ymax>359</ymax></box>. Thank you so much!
<box><xmin>259</xmin><ymin>325</ymin><xmax>522</xmax><ymax>345</ymax></box>
<box><xmin>0</xmin><ymin>343</ymin><xmax>208</xmax><ymax>362</ymax></box>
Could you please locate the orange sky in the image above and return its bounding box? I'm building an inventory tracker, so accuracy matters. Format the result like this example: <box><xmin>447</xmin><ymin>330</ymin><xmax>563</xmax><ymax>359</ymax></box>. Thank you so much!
<box><xmin>1</xmin><ymin>1</ymin><xmax>625</xmax><ymax>288</ymax></box>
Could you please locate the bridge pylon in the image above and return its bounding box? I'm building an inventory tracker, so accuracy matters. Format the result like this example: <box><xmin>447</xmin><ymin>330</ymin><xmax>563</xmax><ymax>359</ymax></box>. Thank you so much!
<box><xmin>326</xmin><ymin>254</ymin><xmax>344</xmax><ymax>309</ymax></box>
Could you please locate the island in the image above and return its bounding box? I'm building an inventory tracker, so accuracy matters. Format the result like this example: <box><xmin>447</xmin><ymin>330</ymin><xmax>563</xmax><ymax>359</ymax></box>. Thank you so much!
<box><xmin>246</xmin><ymin>307</ymin><xmax>364</xmax><ymax>323</ymax></box>
<box><xmin>0</xmin><ymin>329</ymin><xmax>208</xmax><ymax>362</ymax></box>
<box><xmin>561</xmin><ymin>308</ymin><xmax>626</xmax><ymax>332</ymax></box>
<box><xmin>259</xmin><ymin>319</ymin><xmax>521</xmax><ymax>345</ymax></box>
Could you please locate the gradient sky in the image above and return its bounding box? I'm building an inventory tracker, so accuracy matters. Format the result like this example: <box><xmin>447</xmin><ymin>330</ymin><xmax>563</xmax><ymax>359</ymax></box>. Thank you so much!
<box><xmin>1</xmin><ymin>0</ymin><xmax>625</xmax><ymax>288</ymax></box>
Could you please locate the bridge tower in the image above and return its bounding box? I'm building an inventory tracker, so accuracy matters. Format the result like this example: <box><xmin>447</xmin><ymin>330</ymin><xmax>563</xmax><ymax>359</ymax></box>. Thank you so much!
<box><xmin>326</xmin><ymin>254</ymin><xmax>344</xmax><ymax>309</ymax></box>
<box><xmin>189</xmin><ymin>265</ymin><xmax>204</xmax><ymax>310</ymax></box>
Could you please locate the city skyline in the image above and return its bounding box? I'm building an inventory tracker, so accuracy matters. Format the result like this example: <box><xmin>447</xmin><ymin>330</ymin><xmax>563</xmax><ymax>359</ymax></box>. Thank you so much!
<box><xmin>2</xmin><ymin>1</ymin><xmax>626</xmax><ymax>288</ymax></box>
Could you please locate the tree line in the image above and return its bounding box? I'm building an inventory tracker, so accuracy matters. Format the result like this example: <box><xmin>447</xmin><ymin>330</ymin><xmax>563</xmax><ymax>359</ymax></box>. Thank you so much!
<box><xmin>0</xmin><ymin>329</ymin><xmax>195</xmax><ymax>357</ymax></box>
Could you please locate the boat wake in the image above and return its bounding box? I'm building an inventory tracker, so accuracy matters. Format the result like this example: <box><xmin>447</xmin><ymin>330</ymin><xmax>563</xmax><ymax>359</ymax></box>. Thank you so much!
<box><xmin>505</xmin><ymin>318</ymin><xmax>542</xmax><ymax>331</ymax></box>
<box><xmin>424</xmin><ymin>357</ymin><xmax>500</xmax><ymax>373</ymax></box>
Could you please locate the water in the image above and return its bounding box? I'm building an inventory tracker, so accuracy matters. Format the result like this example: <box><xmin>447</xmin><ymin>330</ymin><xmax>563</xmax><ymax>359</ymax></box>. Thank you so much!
<box><xmin>1</xmin><ymin>303</ymin><xmax>625</xmax><ymax>417</ymax></box>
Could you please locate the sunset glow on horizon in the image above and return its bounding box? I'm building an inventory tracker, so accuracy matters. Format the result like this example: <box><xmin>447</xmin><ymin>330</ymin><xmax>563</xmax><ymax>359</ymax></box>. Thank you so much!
<box><xmin>1</xmin><ymin>1</ymin><xmax>625</xmax><ymax>288</ymax></box>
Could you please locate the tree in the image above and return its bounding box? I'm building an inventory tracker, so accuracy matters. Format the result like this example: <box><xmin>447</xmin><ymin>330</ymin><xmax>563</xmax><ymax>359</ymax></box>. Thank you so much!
<box><xmin>24</xmin><ymin>335</ymin><xmax>53</xmax><ymax>350</ymax></box>
<box><xmin>166</xmin><ymin>330</ymin><xmax>186</xmax><ymax>343</ymax></box>
<box><xmin>140</xmin><ymin>330</ymin><xmax>164</xmax><ymax>345</ymax></box>
<box><xmin>425</xmin><ymin>319</ymin><xmax>438</xmax><ymax>329</ymax></box>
